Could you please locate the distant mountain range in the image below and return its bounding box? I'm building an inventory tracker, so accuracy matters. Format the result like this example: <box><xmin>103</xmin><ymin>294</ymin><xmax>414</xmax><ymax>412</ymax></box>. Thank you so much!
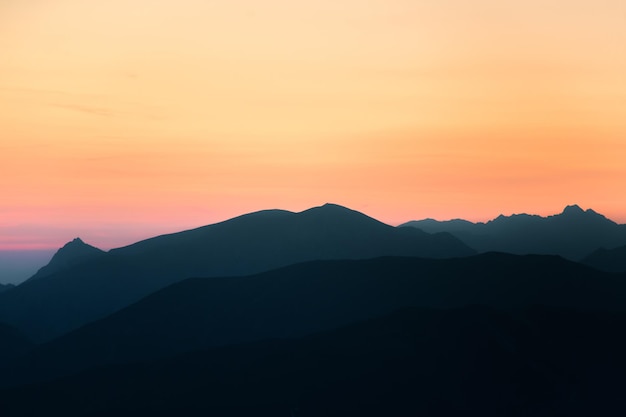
<box><xmin>401</xmin><ymin>204</ymin><xmax>626</xmax><ymax>261</ymax></box>
<box><xmin>3</xmin><ymin>253</ymin><xmax>624</xmax><ymax>388</ymax></box>
<box><xmin>0</xmin><ymin>203</ymin><xmax>474</xmax><ymax>341</ymax></box>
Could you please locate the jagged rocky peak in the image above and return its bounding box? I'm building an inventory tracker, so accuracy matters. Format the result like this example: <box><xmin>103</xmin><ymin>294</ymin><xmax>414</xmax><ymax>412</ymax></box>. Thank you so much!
<box><xmin>560</xmin><ymin>204</ymin><xmax>610</xmax><ymax>222</ymax></box>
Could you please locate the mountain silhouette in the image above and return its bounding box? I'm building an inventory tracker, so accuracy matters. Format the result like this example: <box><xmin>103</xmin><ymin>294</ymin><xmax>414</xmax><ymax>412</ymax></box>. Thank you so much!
<box><xmin>26</xmin><ymin>238</ymin><xmax>105</xmax><ymax>282</ymax></box>
<box><xmin>0</xmin><ymin>284</ymin><xmax>14</xmax><ymax>294</ymax></box>
<box><xmin>4</xmin><ymin>252</ymin><xmax>625</xmax><ymax>387</ymax></box>
<box><xmin>0</xmin><ymin>322</ymin><xmax>32</xmax><ymax>362</ymax></box>
<box><xmin>0</xmin><ymin>204</ymin><xmax>474</xmax><ymax>341</ymax></box>
<box><xmin>401</xmin><ymin>204</ymin><xmax>626</xmax><ymax>260</ymax></box>
<box><xmin>2</xmin><ymin>305</ymin><xmax>626</xmax><ymax>416</ymax></box>
<box><xmin>582</xmin><ymin>244</ymin><xmax>626</xmax><ymax>273</ymax></box>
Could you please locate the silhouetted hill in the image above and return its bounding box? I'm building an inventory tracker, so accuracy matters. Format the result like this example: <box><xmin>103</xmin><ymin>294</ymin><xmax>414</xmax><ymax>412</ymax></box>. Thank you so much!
<box><xmin>0</xmin><ymin>322</ymin><xmax>33</xmax><ymax>362</ymax></box>
<box><xmin>110</xmin><ymin>203</ymin><xmax>473</xmax><ymax>267</ymax></box>
<box><xmin>2</xmin><ymin>305</ymin><xmax>626</xmax><ymax>416</ymax></box>
<box><xmin>0</xmin><ymin>204</ymin><xmax>474</xmax><ymax>341</ymax></box>
<box><xmin>4</xmin><ymin>253</ymin><xmax>625</xmax><ymax>387</ymax></box>
<box><xmin>0</xmin><ymin>283</ymin><xmax>15</xmax><ymax>294</ymax></box>
<box><xmin>582</xmin><ymin>244</ymin><xmax>626</xmax><ymax>273</ymax></box>
<box><xmin>401</xmin><ymin>204</ymin><xmax>626</xmax><ymax>260</ymax></box>
<box><xmin>26</xmin><ymin>238</ymin><xmax>105</xmax><ymax>282</ymax></box>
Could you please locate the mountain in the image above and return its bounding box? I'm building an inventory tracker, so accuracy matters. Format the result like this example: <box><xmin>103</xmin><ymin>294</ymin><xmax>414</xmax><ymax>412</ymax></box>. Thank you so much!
<box><xmin>26</xmin><ymin>238</ymin><xmax>105</xmax><ymax>282</ymax></box>
<box><xmin>401</xmin><ymin>204</ymin><xmax>626</xmax><ymax>260</ymax></box>
<box><xmin>0</xmin><ymin>204</ymin><xmax>474</xmax><ymax>342</ymax></box>
<box><xmin>2</xmin><ymin>305</ymin><xmax>626</xmax><ymax>416</ymax></box>
<box><xmin>0</xmin><ymin>322</ymin><xmax>33</xmax><ymax>362</ymax></box>
<box><xmin>0</xmin><ymin>284</ymin><xmax>15</xmax><ymax>294</ymax></box>
<box><xmin>109</xmin><ymin>203</ymin><xmax>474</xmax><ymax>268</ymax></box>
<box><xmin>4</xmin><ymin>252</ymin><xmax>625</xmax><ymax>387</ymax></box>
<box><xmin>582</xmin><ymin>244</ymin><xmax>626</xmax><ymax>273</ymax></box>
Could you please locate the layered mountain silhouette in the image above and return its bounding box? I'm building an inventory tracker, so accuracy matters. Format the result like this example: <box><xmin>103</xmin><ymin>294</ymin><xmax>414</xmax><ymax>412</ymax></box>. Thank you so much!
<box><xmin>401</xmin><ymin>204</ymin><xmax>626</xmax><ymax>260</ymax></box>
<box><xmin>4</xmin><ymin>253</ymin><xmax>625</xmax><ymax>387</ymax></box>
<box><xmin>2</xmin><ymin>305</ymin><xmax>626</xmax><ymax>417</ymax></box>
<box><xmin>26</xmin><ymin>238</ymin><xmax>105</xmax><ymax>282</ymax></box>
<box><xmin>0</xmin><ymin>204</ymin><xmax>474</xmax><ymax>341</ymax></box>
<box><xmin>582</xmin><ymin>244</ymin><xmax>626</xmax><ymax>273</ymax></box>
<box><xmin>2</xmin><ymin>202</ymin><xmax>626</xmax><ymax>415</ymax></box>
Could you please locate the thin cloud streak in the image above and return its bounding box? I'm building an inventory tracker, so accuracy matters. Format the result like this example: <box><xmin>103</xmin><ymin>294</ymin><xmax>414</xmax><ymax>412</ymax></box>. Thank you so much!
<box><xmin>51</xmin><ymin>103</ymin><xmax>115</xmax><ymax>117</ymax></box>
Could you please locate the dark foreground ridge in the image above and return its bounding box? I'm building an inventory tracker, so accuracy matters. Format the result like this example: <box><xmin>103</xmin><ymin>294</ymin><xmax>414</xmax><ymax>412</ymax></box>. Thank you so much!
<box><xmin>2</xmin><ymin>252</ymin><xmax>625</xmax><ymax>388</ymax></box>
<box><xmin>2</xmin><ymin>305</ymin><xmax>626</xmax><ymax>417</ymax></box>
<box><xmin>0</xmin><ymin>322</ymin><xmax>32</xmax><ymax>360</ymax></box>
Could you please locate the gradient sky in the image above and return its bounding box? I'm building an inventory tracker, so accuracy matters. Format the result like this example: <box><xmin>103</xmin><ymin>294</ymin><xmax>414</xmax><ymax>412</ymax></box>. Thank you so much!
<box><xmin>2</xmin><ymin>0</ymin><xmax>625</xmax><ymax>250</ymax></box>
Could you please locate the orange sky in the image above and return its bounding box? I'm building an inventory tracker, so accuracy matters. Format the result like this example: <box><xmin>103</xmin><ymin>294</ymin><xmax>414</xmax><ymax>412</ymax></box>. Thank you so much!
<box><xmin>1</xmin><ymin>0</ymin><xmax>625</xmax><ymax>250</ymax></box>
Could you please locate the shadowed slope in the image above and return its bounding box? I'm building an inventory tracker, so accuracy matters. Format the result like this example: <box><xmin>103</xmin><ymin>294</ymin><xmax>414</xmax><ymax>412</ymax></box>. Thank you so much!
<box><xmin>4</xmin><ymin>252</ymin><xmax>625</xmax><ymax>387</ymax></box>
<box><xmin>0</xmin><ymin>322</ymin><xmax>33</xmax><ymax>362</ymax></box>
<box><xmin>2</xmin><ymin>305</ymin><xmax>626</xmax><ymax>417</ymax></box>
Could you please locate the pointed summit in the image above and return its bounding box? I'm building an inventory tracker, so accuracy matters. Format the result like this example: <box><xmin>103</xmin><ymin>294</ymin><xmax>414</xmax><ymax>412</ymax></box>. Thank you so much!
<box><xmin>26</xmin><ymin>238</ymin><xmax>105</xmax><ymax>282</ymax></box>
<box><xmin>66</xmin><ymin>237</ymin><xmax>86</xmax><ymax>246</ymax></box>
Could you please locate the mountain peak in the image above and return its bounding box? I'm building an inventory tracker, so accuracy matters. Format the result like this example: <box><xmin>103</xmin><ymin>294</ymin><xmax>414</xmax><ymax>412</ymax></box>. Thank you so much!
<box><xmin>66</xmin><ymin>237</ymin><xmax>86</xmax><ymax>246</ymax></box>
<box><xmin>562</xmin><ymin>204</ymin><xmax>585</xmax><ymax>215</ymax></box>
<box><xmin>300</xmin><ymin>203</ymin><xmax>385</xmax><ymax>226</ymax></box>
<box><xmin>55</xmin><ymin>238</ymin><xmax>103</xmax><ymax>258</ymax></box>
<box><xmin>559</xmin><ymin>205</ymin><xmax>611</xmax><ymax>223</ymax></box>
<box><xmin>26</xmin><ymin>238</ymin><xmax>105</xmax><ymax>282</ymax></box>
<box><xmin>319</xmin><ymin>203</ymin><xmax>351</xmax><ymax>210</ymax></box>
<box><xmin>302</xmin><ymin>203</ymin><xmax>361</xmax><ymax>217</ymax></box>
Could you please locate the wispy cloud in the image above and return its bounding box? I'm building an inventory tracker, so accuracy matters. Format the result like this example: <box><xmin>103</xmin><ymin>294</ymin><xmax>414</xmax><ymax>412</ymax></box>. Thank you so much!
<box><xmin>51</xmin><ymin>103</ymin><xmax>115</xmax><ymax>117</ymax></box>
<box><xmin>1</xmin><ymin>85</ymin><xmax>165</xmax><ymax>120</ymax></box>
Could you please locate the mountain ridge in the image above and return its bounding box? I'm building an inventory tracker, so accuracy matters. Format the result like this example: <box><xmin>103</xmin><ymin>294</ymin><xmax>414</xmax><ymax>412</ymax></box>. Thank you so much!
<box><xmin>26</xmin><ymin>238</ymin><xmax>105</xmax><ymax>282</ymax></box>
<box><xmin>4</xmin><ymin>252</ymin><xmax>624</xmax><ymax>387</ymax></box>
<box><xmin>401</xmin><ymin>204</ymin><xmax>626</xmax><ymax>259</ymax></box>
<box><xmin>582</xmin><ymin>244</ymin><xmax>626</xmax><ymax>273</ymax></box>
<box><xmin>0</xmin><ymin>283</ymin><xmax>15</xmax><ymax>294</ymax></box>
<box><xmin>0</xmin><ymin>203</ymin><xmax>474</xmax><ymax>341</ymax></box>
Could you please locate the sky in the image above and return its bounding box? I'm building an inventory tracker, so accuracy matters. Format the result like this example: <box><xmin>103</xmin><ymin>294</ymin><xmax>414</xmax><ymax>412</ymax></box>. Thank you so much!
<box><xmin>1</xmin><ymin>0</ymin><xmax>626</xmax><ymax>252</ymax></box>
